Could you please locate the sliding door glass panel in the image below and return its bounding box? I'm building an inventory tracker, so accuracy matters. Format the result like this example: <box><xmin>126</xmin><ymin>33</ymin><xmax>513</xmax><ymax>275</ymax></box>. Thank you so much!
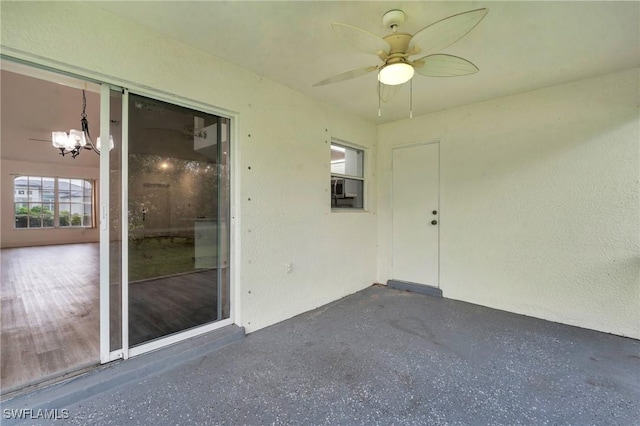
<box><xmin>128</xmin><ymin>93</ymin><xmax>230</xmax><ymax>347</ymax></box>
<box><xmin>109</xmin><ymin>89</ymin><xmax>123</xmax><ymax>352</ymax></box>
<box><xmin>218</xmin><ymin>117</ymin><xmax>231</xmax><ymax>319</ymax></box>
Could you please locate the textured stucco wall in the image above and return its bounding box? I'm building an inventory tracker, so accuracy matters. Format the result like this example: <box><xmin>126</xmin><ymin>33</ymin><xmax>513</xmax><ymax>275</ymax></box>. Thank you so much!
<box><xmin>377</xmin><ymin>68</ymin><xmax>640</xmax><ymax>338</ymax></box>
<box><xmin>0</xmin><ymin>1</ymin><xmax>378</xmax><ymax>333</ymax></box>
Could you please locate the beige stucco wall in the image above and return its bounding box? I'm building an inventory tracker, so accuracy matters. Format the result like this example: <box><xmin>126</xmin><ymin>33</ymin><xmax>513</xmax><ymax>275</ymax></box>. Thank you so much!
<box><xmin>377</xmin><ymin>68</ymin><xmax>640</xmax><ymax>338</ymax></box>
<box><xmin>2</xmin><ymin>1</ymin><xmax>637</xmax><ymax>339</ymax></box>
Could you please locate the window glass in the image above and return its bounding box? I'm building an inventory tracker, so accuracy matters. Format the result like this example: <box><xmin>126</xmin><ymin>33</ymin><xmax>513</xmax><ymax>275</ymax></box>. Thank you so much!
<box><xmin>13</xmin><ymin>176</ymin><xmax>94</xmax><ymax>228</ymax></box>
<box><xmin>330</xmin><ymin>142</ymin><xmax>364</xmax><ymax>209</ymax></box>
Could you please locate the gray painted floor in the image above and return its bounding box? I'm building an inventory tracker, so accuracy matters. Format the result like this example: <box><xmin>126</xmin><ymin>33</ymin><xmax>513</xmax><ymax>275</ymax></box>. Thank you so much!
<box><xmin>8</xmin><ymin>285</ymin><xmax>640</xmax><ymax>425</ymax></box>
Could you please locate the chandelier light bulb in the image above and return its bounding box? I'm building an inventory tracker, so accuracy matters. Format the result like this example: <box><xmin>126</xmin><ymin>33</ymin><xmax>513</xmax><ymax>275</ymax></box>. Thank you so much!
<box><xmin>96</xmin><ymin>135</ymin><xmax>115</xmax><ymax>151</ymax></box>
<box><xmin>51</xmin><ymin>131</ymin><xmax>69</xmax><ymax>149</ymax></box>
<box><xmin>378</xmin><ymin>63</ymin><xmax>414</xmax><ymax>86</ymax></box>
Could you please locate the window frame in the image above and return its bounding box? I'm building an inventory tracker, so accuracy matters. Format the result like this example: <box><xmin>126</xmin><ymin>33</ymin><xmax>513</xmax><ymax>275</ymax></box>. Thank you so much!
<box><xmin>330</xmin><ymin>139</ymin><xmax>366</xmax><ymax>211</ymax></box>
<box><xmin>13</xmin><ymin>175</ymin><xmax>95</xmax><ymax>229</ymax></box>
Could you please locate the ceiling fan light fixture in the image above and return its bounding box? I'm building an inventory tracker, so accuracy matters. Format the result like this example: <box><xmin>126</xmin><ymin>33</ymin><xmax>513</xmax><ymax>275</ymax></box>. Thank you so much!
<box><xmin>378</xmin><ymin>62</ymin><xmax>414</xmax><ymax>86</ymax></box>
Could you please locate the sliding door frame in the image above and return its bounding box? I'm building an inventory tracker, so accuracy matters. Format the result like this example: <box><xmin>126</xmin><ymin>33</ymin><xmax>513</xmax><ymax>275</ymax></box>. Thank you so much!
<box><xmin>120</xmin><ymin>88</ymin><xmax>130</xmax><ymax>360</ymax></box>
<box><xmin>1</xmin><ymin>52</ymin><xmax>239</xmax><ymax>365</ymax></box>
<box><xmin>122</xmin><ymin>88</ymin><xmax>236</xmax><ymax>359</ymax></box>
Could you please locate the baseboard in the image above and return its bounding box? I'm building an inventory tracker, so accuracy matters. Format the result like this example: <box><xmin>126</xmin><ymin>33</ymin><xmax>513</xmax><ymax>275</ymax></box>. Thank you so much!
<box><xmin>386</xmin><ymin>280</ymin><xmax>443</xmax><ymax>298</ymax></box>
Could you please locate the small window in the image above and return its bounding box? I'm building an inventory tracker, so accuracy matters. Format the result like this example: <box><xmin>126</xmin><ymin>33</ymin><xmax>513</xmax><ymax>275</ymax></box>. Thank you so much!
<box><xmin>330</xmin><ymin>142</ymin><xmax>364</xmax><ymax>209</ymax></box>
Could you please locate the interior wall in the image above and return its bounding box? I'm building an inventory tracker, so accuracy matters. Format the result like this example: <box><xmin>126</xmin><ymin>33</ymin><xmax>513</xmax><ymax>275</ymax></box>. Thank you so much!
<box><xmin>0</xmin><ymin>73</ymin><xmax>101</xmax><ymax>248</ymax></box>
<box><xmin>377</xmin><ymin>68</ymin><xmax>640</xmax><ymax>339</ymax></box>
<box><xmin>0</xmin><ymin>1</ymin><xmax>377</xmax><ymax>333</ymax></box>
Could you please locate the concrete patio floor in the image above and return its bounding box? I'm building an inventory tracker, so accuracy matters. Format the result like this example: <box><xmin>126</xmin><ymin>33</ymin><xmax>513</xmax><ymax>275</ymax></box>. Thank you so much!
<box><xmin>4</xmin><ymin>284</ymin><xmax>640</xmax><ymax>425</ymax></box>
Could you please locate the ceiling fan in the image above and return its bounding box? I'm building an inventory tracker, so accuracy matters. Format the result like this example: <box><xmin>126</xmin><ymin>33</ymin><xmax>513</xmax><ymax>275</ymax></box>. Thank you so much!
<box><xmin>313</xmin><ymin>8</ymin><xmax>488</xmax><ymax>105</ymax></box>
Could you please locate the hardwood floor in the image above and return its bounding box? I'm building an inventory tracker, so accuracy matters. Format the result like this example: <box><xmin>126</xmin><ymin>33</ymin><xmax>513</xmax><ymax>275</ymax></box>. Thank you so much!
<box><xmin>1</xmin><ymin>244</ymin><xmax>100</xmax><ymax>393</ymax></box>
<box><xmin>129</xmin><ymin>270</ymin><xmax>217</xmax><ymax>347</ymax></box>
<box><xmin>1</xmin><ymin>242</ymin><xmax>225</xmax><ymax>393</ymax></box>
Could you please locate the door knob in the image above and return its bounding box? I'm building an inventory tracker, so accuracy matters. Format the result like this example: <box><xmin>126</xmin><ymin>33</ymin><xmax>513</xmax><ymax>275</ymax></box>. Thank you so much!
<box><xmin>431</xmin><ymin>220</ymin><xmax>438</xmax><ymax>225</ymax></box>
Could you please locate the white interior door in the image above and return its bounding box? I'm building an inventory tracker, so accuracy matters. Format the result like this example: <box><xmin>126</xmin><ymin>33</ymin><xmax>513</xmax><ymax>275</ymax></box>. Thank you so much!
<box><xmin>391</xmin><ymin>142</ymin><xmax>439</xmax><ymax>287</ymax></box>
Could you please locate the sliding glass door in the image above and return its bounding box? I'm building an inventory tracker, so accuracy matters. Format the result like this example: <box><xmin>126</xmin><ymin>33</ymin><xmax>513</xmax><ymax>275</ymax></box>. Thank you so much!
<box><xmin>125</xmin><ymin>93</ymin><xmax>230</xmax><ymax>349</ymax></box>
<box><xmin>1</xmin><ymin>59</ymin><xmax>232</xmax><ymax>391</ymax></box>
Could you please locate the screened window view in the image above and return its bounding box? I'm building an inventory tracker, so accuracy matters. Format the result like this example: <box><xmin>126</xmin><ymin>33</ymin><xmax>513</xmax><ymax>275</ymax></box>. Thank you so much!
<box><xmin>330</xmin><ymin>142</ymin><xmax>364</xmax><ymax>209</ymax></box>
<box><xmin>127</xmin><ymin>93</ymin><xmax>230</xmax><ymax>347</ymax></box>
<box><xmin>13</xmin><ymin>176</ymin><xmax>93</xmax><ymax>228</ymax></box>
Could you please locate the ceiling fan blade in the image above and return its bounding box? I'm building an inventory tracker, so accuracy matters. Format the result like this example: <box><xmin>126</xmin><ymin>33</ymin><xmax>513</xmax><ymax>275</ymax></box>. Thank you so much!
<box><xmin>377</xmin><ymin>82</ymin><xmax>401</xmax><ymax>103</ymax></box>
<box><xmin>332</xmin><ymin>23</ymin><xmax>391</xmax><ymax>56</ymax></box>
<box><xmin>28</xmin><ymin>138</ymin><xmax>51</xmax><ymax>142</ymax></box>
<box><xmin>313</xmin><ymin>66</ymin><xmax>379</xmax><ymax>87</ymax></box>
<box><xmin>409</xmin><ymin>8</ymin><xmax>488</xmax><ymax>56</ymax></box>
<box><xmin>414</xmin><ymin>54</ymin><xmax>479</xmax><ymax>77</ymax></box>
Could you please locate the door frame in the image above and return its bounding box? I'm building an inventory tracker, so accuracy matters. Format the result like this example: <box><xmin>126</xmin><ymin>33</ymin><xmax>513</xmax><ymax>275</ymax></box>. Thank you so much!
<box><xmin>112</xmin><ymin>87</ymin><xmax>238</xmax><ymax>360</ymax></box>
<box><xmin>1</xmin><ymin>52</ymin><xmax>240</xmax><ymax>365</ymax></box>
<box><xmin>389</xmin><ymin>140</ymin><xmax>441</xmax><ymax>287</ymax></box>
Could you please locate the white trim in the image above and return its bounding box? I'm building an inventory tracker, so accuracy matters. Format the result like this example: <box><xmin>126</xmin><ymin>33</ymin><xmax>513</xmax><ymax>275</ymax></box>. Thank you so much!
<box><xmin>230</xmin><ymin>113</ymin><xmax>240</xmax><ymax>327</ymax></box>
<box><xmin>121</xmin><ymin>89</ymin><xmax>130</xmax><ymax>359</ymax></box>
<box><xmin>0</xmin><ymin>58</ymin><xmax>101</xmax><ymax>93</ymax></box>
<box><xmin>391</xmin><ymin>140</ymin><xmax>441</xmax><ymax>149</ymax></box>
<box><xmin>330</xmin><ymin>138</ymin><xmax>368</xmax><ymax>212</ymax></box>
<box><xmin>330</xmin><ymin>173</ymin><xmax>365</xmax><ymax>181</ymax></box>
<box><xmin>99</xmin><ymin>83</ymin><xmax>111</xmax><ymax>364</ymax></box>
<box><xmin>389</xmin><ymin>140</ymin><xmax>441</xmax><ymax>288</ymax></box>
<box><xmin>108</xmin><ymin>350</ymin><xmax>125</xmax><ymax>362</ymax></box>
<box><xmin>122</xmin><ymin>91</ymin><xmax>238</xmax><ymax>357</ymax></box>
<box><xmin>128</xmin><ymin>318</ymin><xmax>234</xmax><ymax>358</ymax></box>
<box><xmin>436</xmin><ymin>142</ymin><xmax>441</xmax><ymax>290</ymax></box>
<box><xmin>330</xmin><ymin>137</ymin><xmax>364</xmax><ymax>151</ymax></box>
<box><xmin>118</xmin><ymin>87</ymin><xmax>234</xmax><ymax>122</ymax></box>
<box><xmin>1</xmin><ymin>49</ymin><xmax>237</xmax><ymax>120</ymax></box>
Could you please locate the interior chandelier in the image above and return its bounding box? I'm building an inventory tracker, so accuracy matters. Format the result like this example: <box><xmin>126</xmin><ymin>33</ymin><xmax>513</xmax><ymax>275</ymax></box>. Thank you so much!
<box><xmin>52</xmin><ymin>89</ymin><xmax>113</xmax><ymax>158</ymax></box>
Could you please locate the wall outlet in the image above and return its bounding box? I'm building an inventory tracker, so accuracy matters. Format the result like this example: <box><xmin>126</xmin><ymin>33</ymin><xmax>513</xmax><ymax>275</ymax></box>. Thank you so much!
<box><xmin>286</xmin><ymin>263</ymin><xmax>293</xmax><ymax>274</ymax></box>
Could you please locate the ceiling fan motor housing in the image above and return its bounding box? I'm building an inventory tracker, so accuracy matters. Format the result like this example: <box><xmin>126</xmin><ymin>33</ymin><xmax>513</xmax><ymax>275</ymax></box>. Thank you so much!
<box><xmin>383</xmin><ymin>33</ymin><xmax>412</xmax><ymax>64</ymax></box>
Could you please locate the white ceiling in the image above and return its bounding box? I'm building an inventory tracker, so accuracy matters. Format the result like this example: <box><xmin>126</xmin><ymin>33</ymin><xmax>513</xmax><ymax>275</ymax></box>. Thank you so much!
<box><xmin>91</xmin><ymin>1</ymin><xmax>638</xmax><ymax>123</ymax></box>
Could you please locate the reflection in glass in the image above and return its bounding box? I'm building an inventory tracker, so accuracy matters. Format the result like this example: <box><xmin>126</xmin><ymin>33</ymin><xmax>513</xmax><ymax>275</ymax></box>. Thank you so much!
<box><xmin>110</xmin><ymin>89</ymin><xmax>123</xmax><ymax>352</ymax></box>
<box><xmin>128</xmin><ymin>93</ymin><xmax>230</xmax><ymax>347</ymax></box>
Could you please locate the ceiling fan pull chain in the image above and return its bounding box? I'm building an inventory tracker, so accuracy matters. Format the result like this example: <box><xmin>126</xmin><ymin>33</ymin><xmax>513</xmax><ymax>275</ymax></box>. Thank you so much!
<box><xmin>409</xmin><ymin>78</ymin><xmax>413</xmax><ymax>118</ymax></box>
<box><xmin>378</xmin><ymin>78</ymin><xmax>382</xmax><ymax>117</ymax></box>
